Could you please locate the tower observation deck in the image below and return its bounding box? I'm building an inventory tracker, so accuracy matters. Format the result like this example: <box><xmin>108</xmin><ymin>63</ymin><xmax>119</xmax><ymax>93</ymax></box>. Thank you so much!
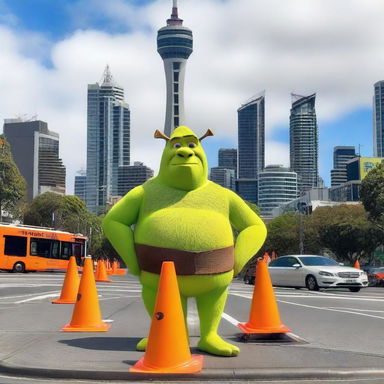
<box><xmin>157</xmin><ymin>0</ymin><xmax>193</xmax><ymax>137</ymax></box>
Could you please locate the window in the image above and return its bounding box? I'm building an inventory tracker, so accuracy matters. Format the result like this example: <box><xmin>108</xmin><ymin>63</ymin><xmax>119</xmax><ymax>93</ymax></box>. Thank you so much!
<box><xmin>4</xmin><ymin>236</ymin><xmax>27</xmax><ymax>257</ymax></box>
<box><xmin>269</xmin><ymin>257</ymin><xmax>300</xmax><ymax>267</ymax></box>
<box><xmin>61</xmin><ymin>242</ymin><xmax>72</xmax><ymax>260</ymax></box>
<box><xmin>173</xmin><ymin>62</ymin><xmax>180</xmax><ymax>70</ymax></box>
<box><xmin>173</xmin><ymin>71</ymin><xmax>179</xmax><ymax>82</ymax></box>
<box><xmin>174</xmin><ymin>83</ymin><xmax>179</xmax><ymax>93</ymax></box>
<box><xmin>31</xmin><ymin>238</ymin><xmax>50</xmax><ymax>258</ymax></box>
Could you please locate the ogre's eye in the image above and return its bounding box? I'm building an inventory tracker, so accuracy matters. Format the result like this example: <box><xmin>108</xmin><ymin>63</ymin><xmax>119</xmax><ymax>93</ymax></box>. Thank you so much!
<box><xmin>188</xmin><ymin>142</ymin><xmax>196</xmax><ymax>148</ymax></box>
<box><xmin>173</xmin><ymin>143</ymin><xmax>181</xmax><ymax>149</ymax></box>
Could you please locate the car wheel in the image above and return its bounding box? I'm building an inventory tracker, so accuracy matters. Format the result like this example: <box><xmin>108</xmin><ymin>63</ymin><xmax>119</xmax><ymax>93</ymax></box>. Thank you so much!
<box><xmin>306</xmin><ymin>275</ymin><xmax>319</xmax><ymax>291</ymax></box>
<box><xmin>244</xmin><ymin>277</ymin><xmax>249</xmax><ymax>284</ymax></box>
<box><xmin>13</xmin><ymin>262</ymin><xmax>25</xmax><ymax>273</ymax></box>
<box><xmin>349</xmin><ymin>287</ymin><xmax>361</xmax><ymax>292</ymax></box>
<box><xmin>251</xmin><ymin>277</ymin><xmax>255</xmax><ymax>285</ymax></box>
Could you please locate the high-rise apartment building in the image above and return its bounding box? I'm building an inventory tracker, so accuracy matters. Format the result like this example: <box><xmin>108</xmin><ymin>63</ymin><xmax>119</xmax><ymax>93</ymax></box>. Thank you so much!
<box><xmin>86</xmin><ymin>66</ymin><xmax>130</xmax><ymax>214</ymax></box>
<box><xmin>117</xmin><ymin>162</ymin><xmax>154</xmax><ymax>196</ymax></box>
<box><xmin>258</xmin><ymin>165</ymin><xmax>298</xmax><ymax>218</ymax></box>
<box><xmin>290</xmin><ymin>93</ymin><xmax>318</xmax><ymax>193</ymax></box>
<box><xmin>237</xmin><ymin>94</ymin><xmax>265</xmax><ymax>204</ymax></box>
<box><xmin>3</xmin><ymin>119</ymin><xmax>66</xmax><ymax>201</ymax></box>
<box><xmin>330</xmin><ymin>146</ymin><xmax>356</xmax><ymax>187</ymax></box>
<box><xmin>373</xmin><ymin>81</ymin><xmax>384</xmax><ymax>157</ymax></box>
<box><xmin>74</xmin><ymin>170</ymin><xmax>87</xmax><ymax>203</ymax></box>
<box><xmin>218</xmin><ymin>148</ymin><xmax>237</xmax><ymax>178</ymax></box>
<box><xmin>157</xmin><ymin>0</ymin><xmax>193</xmax><ymax>137</ymax></box>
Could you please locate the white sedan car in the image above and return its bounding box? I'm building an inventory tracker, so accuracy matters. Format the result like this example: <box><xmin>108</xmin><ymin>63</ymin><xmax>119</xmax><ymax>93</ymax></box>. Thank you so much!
<box><xmin>268</xmin><ymin>255</ymin><xmax>368</xmax><ymax>292</ymax></box>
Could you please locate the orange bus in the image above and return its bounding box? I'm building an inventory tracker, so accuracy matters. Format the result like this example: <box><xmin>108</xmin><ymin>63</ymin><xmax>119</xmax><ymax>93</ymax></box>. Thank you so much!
<box><xmin>0</xmin><ymin>224</ymin><xmax>87</xmax><ymax>273</ymax></box>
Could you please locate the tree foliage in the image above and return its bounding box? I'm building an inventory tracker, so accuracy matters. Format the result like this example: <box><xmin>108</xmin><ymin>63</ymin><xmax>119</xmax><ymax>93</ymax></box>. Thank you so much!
<box><xmin>360</xmin><ymin>162</ymin><xmax>384</xmax><ymax>231</ymax></box>
<box><xmin>261</xmin><ymin>204</ymin><xmax>382</xmax><ymax>266</ymax></box>
<box><xmin>0</xmin><ymin>136</ymin><xmax>26</xmax><ymax>218</ymax></box>
<box><xmin>23</xmin><ymin>192</ymin><xmax>104</xmax><ymax>255</ymax></box>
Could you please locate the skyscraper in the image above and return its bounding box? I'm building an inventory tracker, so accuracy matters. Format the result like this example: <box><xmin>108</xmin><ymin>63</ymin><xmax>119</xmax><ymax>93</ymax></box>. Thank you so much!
<box><xmin>373</xmin><ymin>81</ymin><xmax>384</xmax><ymax>157</ymax></box>
<box><xmin>258</xmin><ymin>165</ymin><xmax>298</xmax><ymax>218</ymax></box>
<box><xmin>86</xmin><ymin>66</ymin><xmax>130</xmax><ymax>214</ymax></box>
<box><xmin>117</xmin><ymin>162</ymin><xmax>154</xmax><ymax>196</ymax></box>
<box><xmin>237</xmin><ymin>93</ymin><xmax>265</xmax><ymax>204</ymax></box>
<box><xmin>209</xmin><ymin>167</ymin><xmax>236</xmax><ymax>191</ymax></box>
<box><xmin>3</xmin><ymin>118</ymin><xmax>66</xmax><ymax>201</ymax></box>
<box><xmin>218</xmin><ymin>148</ymin><xmax>237</xmax><ymax>178</ymax></box>
<box><xmin>157</xmin><ymin>0</ymin><xmax>193</xmax><ymax>137</ymax></box>
<box><xmin>289</xmin><ymin>93</ymin><xmax>318</xmax><ymax>193</ymax></box>
<box><xmin>330</xmin><ymin>146</ymin><xmax>356</xmax><ymax>187</ymax></box>
<box><xmin>74</xmin><ymin>170</ymin><xmax>87</xmax><ymax>203</ymax></box>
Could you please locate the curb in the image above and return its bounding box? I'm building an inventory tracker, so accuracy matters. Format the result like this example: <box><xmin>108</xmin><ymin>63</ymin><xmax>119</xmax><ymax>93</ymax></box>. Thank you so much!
<box><xmin>2</xmin><ymin>361</ymin><xmax>384</xmax><ymax>381</ymax></box>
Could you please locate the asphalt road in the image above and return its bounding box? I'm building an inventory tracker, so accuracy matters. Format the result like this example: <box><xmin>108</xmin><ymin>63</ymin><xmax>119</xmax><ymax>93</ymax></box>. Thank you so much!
<box><xmin>1</xmin><ymin>271</ymin><xmax>384</xmax><ymax>383</ymax></box>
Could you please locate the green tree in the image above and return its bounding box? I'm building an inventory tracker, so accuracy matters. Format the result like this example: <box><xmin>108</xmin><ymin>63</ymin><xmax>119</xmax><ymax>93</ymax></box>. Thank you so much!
<box><xmin>23</xmin><ymin>193</ymin><xmax>103</xmax><ymax>255</ymax></box>
<box><xmin>310</xmin><ymin>204</ymin><xmax>382</xmax><ymax>264</ymax></box>
<box><xmin>0</xmin><ymin>136</ymin><xmax>27</xmax><ymax>219</ymax></box>
<box><xmin>360</xmin><ymin>162</ymin><xmax>384</xmax><ymax>232</ymax></box>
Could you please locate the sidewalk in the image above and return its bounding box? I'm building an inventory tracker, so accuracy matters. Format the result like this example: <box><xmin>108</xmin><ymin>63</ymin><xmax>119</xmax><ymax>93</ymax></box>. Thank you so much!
<box><xmin>1</xmin><ymin>297</ymin><xmax>384</xmax><ymax>381</ymax></box>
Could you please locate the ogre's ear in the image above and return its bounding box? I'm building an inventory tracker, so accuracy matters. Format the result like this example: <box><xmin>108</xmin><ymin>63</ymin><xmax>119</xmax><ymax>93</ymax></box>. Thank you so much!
<box><xmin>154</xmin><ymin>130</ymin><xmax>170</xmax><ymax>141</ymax></box>
<box><xmin>199</xmin><ymin>129</ymin><xmax>214</xmax><ymax>141</ymax></box>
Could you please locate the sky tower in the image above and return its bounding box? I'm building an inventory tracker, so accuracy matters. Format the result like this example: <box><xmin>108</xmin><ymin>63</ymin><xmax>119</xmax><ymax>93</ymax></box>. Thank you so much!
<box><xmin>157</xmin><ymin>0</ymin><xmax>193</xmax><ymax>137</ymax></box>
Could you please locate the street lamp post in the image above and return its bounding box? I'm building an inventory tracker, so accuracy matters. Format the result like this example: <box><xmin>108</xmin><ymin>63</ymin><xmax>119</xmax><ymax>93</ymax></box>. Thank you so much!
<box><xmin>297</xmin><ymin>201</ymin><xmax>307</xmax><ymax>255</ymax></box>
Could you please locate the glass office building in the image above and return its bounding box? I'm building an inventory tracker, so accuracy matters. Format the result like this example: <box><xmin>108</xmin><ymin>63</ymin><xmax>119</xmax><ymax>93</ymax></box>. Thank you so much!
<box><xmin>237</xmin><ymin>94</ymin><xmax>265</xmax><ymax>204</ymax></box>
<box><xmin>86</xmin><ymin>66</ymin><xmax>130</xmax><ymax>214</ymax></box>
<box><xmin>209</xmin><ymin>167</ymin><xmax>235</xmax><ymax>191</ymax></box>
<box><xmin>157</xmin><ymin>0</ymin><xmax>193</xmax><ymax>137</ymax></box>
<box><xmin>3</xmin><ymin>119</ymin><xmax>66</xmax><ymax>201</ymax></box>
<box><xmin>258</xmin><ymin>165</ymin><xmax>298</xmax><ymax>218</ymax></box>
<box><xmin>290</xmin><ymin>93</ymin><xmax>318</xmax><ymax>193</ymax></box>
<box><xmin>218</xmin><ymin>148</ymin><xmax>237</xmax><ymax>178</ymax></box>
<box><xmin>117</xmin><ymin>162</ymin><xmax>154</xmax><ymax>196</ymax></box>
<box><xmin>330</xmin><ymin>146</ymin><xmax>356</xmax><ymax>187</ymax></box>
<box><xmin>74</xmin><ymin>170</ymin><xmax>87</xmax><ymax>203</ymax></box>
<box><xmin>373</xmin><ymin>81</ymin><xmax>384</xmax><ymax>157</ymax></box>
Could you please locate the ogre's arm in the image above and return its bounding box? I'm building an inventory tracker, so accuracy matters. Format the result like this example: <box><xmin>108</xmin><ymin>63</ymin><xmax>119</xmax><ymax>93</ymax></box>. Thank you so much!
<box><xmin>228</xmin><ymin>191</ymin><xmax>267</xmax><ymax>276</ymax></box>
<box><xmin>102</xmin><ymin>186</ymin><xmax>144</xmax><ymax>276</ymax></box>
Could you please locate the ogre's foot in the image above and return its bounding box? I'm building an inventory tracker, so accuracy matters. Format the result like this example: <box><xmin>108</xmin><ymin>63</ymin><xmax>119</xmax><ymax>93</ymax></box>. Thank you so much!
<box><xmin>136</xmin><ymin>337</ymin><xmax>148</xmax><ymax>351</ymax></box>
<box><xmin>198</xmin><ymin>334</ymin><xmax>239</xmax><ymax>357</ymax></box>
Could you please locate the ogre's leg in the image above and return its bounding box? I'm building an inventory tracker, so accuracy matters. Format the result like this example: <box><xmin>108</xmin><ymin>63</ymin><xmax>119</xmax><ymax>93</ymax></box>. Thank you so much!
<box><xmin>196</xmin><ymin>286</ymin><xmax>239</xmax><ymax>357</ymax></box>
<box><xmin>137</xmin><ymin>283</ymin><xmax>188</xmax><ymax>351</ymax></box>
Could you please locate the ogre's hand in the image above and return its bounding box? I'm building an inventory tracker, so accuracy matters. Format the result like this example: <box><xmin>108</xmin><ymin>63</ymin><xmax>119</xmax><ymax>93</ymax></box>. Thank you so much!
<box><xmin>102</xmin><ymin>186</ymin><xmax>144</xmax><ymax>277</ymax></box>
<box><xmin>229</xmin><ymin>191</ymin><xmax>267</xmax><ymax>276</ymax></box>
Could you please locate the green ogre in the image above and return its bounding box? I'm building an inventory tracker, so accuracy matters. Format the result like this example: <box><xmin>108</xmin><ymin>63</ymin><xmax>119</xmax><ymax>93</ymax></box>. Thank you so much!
<box><xmin>102</xmin><ymin>126</ymin><xmax>267</xmax><ymax>357</ymax></box>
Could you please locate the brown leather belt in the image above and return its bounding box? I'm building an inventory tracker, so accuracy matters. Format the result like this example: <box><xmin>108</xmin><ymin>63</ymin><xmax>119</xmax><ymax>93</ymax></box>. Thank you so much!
<box><xmin>135</xmin><ymin>243</ymin><xmax>234</xmax><ymax>275</ymax></box>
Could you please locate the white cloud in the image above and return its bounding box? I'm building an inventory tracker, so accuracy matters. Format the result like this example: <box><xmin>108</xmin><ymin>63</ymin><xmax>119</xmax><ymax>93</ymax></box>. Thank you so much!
<box><xmin>0</xmin><ymin>0</ymin><xmax>383</xmax><ymax>193</ymax></box>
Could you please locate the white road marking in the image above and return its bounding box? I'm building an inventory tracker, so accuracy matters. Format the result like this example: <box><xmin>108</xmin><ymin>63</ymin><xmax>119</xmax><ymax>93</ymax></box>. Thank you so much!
<box><xmin>15</xmin><ymin>292</ymin><xmax>60</xmax><ymax>303</ymax></box>
<box><xmin>221</xmin><ymin>312</ymin><xmax>240</xmax><ymax>326</ymax></box>
<box><xmin>277</xmin><ymin>299</ymin><xmax>384</xmax><ymax>321</ymax></box>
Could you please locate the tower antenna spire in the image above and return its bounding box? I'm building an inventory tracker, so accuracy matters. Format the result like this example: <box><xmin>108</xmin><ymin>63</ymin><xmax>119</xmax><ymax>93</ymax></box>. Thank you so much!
<box><xmin>167</xmin><ymin>0</ymin><xmax>183</xmax><ymax>25</ymax></box>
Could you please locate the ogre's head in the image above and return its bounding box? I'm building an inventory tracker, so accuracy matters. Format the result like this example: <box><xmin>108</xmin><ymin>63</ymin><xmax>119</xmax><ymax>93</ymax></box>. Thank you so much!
<box><xmin>155</xmin><ymin>126</ymin><xmax>213</xmax><ymax>191</ymax></box>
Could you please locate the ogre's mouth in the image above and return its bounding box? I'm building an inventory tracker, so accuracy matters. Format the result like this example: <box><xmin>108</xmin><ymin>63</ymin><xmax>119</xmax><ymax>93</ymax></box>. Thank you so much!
<box><xmin>171</xmin><ymin>162</ymin><xmax>198</xmax><ymax>166</ymax></box>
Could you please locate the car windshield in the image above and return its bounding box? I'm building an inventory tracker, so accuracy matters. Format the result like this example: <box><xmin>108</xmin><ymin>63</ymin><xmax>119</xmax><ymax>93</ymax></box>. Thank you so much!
<box><xmin>298</xmin><ymin>256</ymin><xmax>339</xmax><ymax>266</ymax></box>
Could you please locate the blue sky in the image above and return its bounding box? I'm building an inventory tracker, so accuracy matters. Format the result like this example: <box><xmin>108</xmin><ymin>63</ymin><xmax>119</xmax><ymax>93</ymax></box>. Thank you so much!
<box><xmin>0</xmin><ymin>0</ymin><xmax>380</xmax><ymax>191</ymax></box>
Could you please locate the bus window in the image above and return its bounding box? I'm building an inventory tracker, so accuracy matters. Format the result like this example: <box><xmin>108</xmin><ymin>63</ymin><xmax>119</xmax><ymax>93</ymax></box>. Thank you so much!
<box><xmin>30</xmin><ymin>238</ymin><xmax>51</xmax><ymax>258</ymax></box>
<box><xmin>4</xmin><ymin>236</ymin><xmax>27</xmax><ymax>257</ymax></box>
<box><xmin>51</xmin><ymin>241</ymin><xmax>60</xmax><ymax>259</ymax></box>
<box><xmin>61</xmin><ymin>242</ymin><xmax>71</xmax><ymax>260</ymax></box>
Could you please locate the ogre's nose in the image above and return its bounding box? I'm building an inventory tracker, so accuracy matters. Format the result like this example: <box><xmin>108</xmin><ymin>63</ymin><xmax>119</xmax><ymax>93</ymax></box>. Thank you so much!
<box><xmin>177</xmin><ymin>148</ymin><xmax>194</xmax><ymax>158</ymax></box>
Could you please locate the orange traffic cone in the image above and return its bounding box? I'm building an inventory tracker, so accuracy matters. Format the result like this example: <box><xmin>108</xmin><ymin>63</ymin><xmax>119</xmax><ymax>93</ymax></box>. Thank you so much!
<box><xmin>106</xmin><ymin>260</ymin><xmax>113</xmax><ymax>275</ymax></box>
<box><xmin>95</xmin><ymin>259</ymin><xmax>111</xmax><ymax>282</ymax></box>
<box><xmin>238</xmin><ymin>259</ymin><xmax>291</xmax><ymax>334</ymax></box>
<box><xmin>52</xmin><ymin>256</ymin><xmax>80</xmax><ymax>304</ymax></box>
<box><xmin>62</xmin><ymin>257</ymin><xmax>110</xmax><ymax>332</ymax></box>
<box><xmin>111</xmin><ymin>260</ymin><xmax>118</xmax><ymax>275</ymax></box>
<box><xmin>354</xmin><ymin>259</ymin><xmax>360</xmax><ymax>269</ymax></box>
<box><xmin>130</xmin><ymin>261</ymin><xmax>203</xmax><ymax>374</ymax></box>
